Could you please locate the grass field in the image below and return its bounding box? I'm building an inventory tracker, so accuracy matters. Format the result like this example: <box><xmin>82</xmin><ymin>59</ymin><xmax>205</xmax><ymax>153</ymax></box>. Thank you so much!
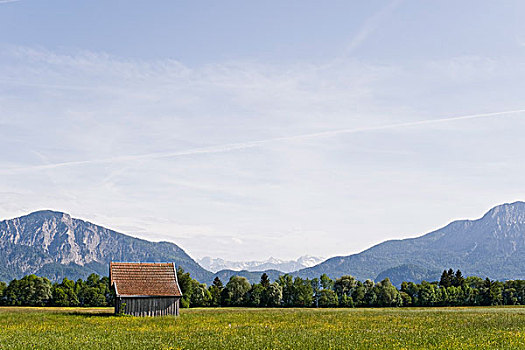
<box><xmin>0</xmin><ymin>307</ymin><xmax>525</xmax><ymax>349</ymax></box>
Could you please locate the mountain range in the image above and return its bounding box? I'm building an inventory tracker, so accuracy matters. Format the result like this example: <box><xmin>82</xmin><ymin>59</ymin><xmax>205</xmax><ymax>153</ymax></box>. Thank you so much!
<box><xmin>0</xmin><ymin>210</ymin><xmax>286</xmax><ymax>284</ymax></box>
<box><xmin>198</xmin><ymin>255</ymin><xmax>323</xmax><ymax>273</ymax></box>
<box><xmin>1</xmin><ymin>202</ymin><xmax>525</xmax><ymax>285</ymax></box>
<box><xmin>295</xmin><ymin>201</ymin><xmax>525</xmax><ymax>284</ymax></box>
<box><xmin>0</xmin><ymin>210</ymin><xmax>212</xmax><ymax>283</ymax></box>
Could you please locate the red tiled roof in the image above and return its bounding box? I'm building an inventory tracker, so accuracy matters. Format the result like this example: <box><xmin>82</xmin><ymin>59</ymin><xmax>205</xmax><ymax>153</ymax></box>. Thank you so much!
<box><xmin>110</xmin><ymin>262</ymin><xmax>182</xmax><ymax>297</ymax></box>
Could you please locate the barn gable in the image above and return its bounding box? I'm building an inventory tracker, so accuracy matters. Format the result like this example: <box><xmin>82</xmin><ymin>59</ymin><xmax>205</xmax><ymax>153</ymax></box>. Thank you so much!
<box><xmin>110</xmin><ymin>262</ymin><xmax>182</xmax><ymax>316</ymax></box>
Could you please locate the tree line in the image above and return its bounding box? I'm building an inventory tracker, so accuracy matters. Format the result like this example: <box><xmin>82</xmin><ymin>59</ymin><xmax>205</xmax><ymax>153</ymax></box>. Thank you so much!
<box><xmin>176</xmin><ymin>268</ymin><xmax>525</xmax><ymax>308</ymax></box>
<box><xmin>0</xmin><ymin>274</ymin><xmax>112</xmax><ymax>307</ymax></box>
<box><xmin>1</xmin><ymin>268</ymin><xmax>525</xmax><ymax>308</ymax></box>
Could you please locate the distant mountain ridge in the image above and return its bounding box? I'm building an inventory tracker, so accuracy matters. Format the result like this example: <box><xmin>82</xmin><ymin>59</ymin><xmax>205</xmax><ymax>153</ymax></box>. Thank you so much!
<box><xmin>375</xmin><ymin>264</ymin><xmax>441</xmax><ymax>287</ymax></box>
<box><xmin>0</xmin><ymin>210</ymin><xmax>290</xmax><ymax>285</ymax></box>
<box><xmin>295</xmin><ymin>201</ymin><xmax>525</xmax><ymax>283</ymax></box>
<box><xmin>198</xmin><ymin>255</ymin><xmax>323</xmax><ymax>273</ymax></box>
<box><xmin>0</xmin><ymin>210</ymin><xmax>213</xmax><ymax>283</ymax></box>
<box><xmin>3</xmin><ymin>202</ymin><xmax>525</xmax><ymax>286</ymax></box>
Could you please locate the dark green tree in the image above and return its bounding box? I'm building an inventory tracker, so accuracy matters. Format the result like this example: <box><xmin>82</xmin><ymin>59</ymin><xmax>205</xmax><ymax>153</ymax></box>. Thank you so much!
<box><xmin>74</xmin><ymin>274</ymin><xmax>108</xmax><ymax>307</ymax></box>
<box><xmin>310</xmin><ymin>278</ymin><xmax>320</xmax><ymax>307</ymax></box>
<box><xmin>320</xmin><ymin>274</ymin><xmax>334</xmax><ymax>290</ymax></box>
<box><xmin>465</xmin><ymin>276</ymin><xmax>484</xmax><ymax>289</ymax></box>
<box><xmin>399</xmin><ymin>291</ymin><xmax>412</xmax><ymax>306</ymax></box>
<box><xmin>247</xmin><ymin>283</ymin><xmax>264</xmax><ymax>307</ymax></box>
<box><xmin>318</xmin><ymin>289</ymin><xmax>338</xmax><ymax>307</ymax></box>
<box><xmin>52</xmin><ymin>278</ymin><xmax>79</xmax><ymax>307</ymax></box>
<box><xmin>4</xmin><ymin>275</ymin><xmax>52</xmax><ymax>306</ymax></box>
<box><xmin>190</xmin><ymin>280</ymin><xmax>211</xmax><ymax>307</ymax></box>
<box><xmin>453</xmin><ymin>270</ymin><xmax>465</xmax><ymax>287</ymax></box>
<box><xmin>259</xmin><ymin>273</ymin><xmax>272</xmax><ymax>307</ymax></box>
<box><xmin>0</xmin><ymin>281</ymin><xmax>6</xmax><ymax>305</ymax></box>
<box><xmin>363</xmin><ymin>279</ymin><xmax>377</xmax><ymax>306</ymax></box>
<box><xmin>401</xmin><ymin>282</ymin><xmax>419</xmax><ymax>306</ymax></box>
<box><xmin>335</xmin><ymin>275</ymin><xmax>357</xmax><ymax>301</ymax></box>
<box><xmin>208</xmin><ymin>277</ymin><xmax>224</xmax><ymax>307</ymax></box>
<box><xmin>176</xmin><ymin>267</ymin><xmax>194</xmax><ymax>308</ymax></box>
<box><xmin>79</xmin><ymin>286</ymin><xmax>106</xmax><ymax>306</ymax></box>
<box><xmin>375</xmin><ymin>278</ymin><xmax>402</xmax><ymax>307</ymax></box>
<box><xmin>418</xmin><ymin>281</ymin><xmax>438</xmax><ymax>306</ymax></box>
<box><xmin>266</xmin><ymin>282</ymin><xmax>283</xmax><ymax>307</ymax></box>
<box><xmin>439</xmin><ymin>269</ymin><xmax>454</xmax><ymax>288</ymax></box>
<box><xmin>260</xmin><ymin>273</ymin><xmax>270</xmax><ymax>288</ymax></box>
<box><xmin>292</xmin><ymin>277</ymin><xmax>314</xmax><ymax>307</ymax></box>
<box><xmin>277</xmin><ymin>274</ymin><xmax>294</xmax><ymax>307</ymax></box>
<box><xmin>101</xmin><ymin>276</ymin><xmax>114</xmax><ymax>306</ymax></box>
<box><xmin>224</xmin><ymin>276</ymin><xmax>251</xmax><ymax>306</ymax></box>
<box><xmin>481</xmin><ymin>278</ymin><xmax>503</xmax><ymax>306</ymax></box>
<box><xmin>351</xmin><ymin>281</ymin><xmax>366</xmax><ymax>307</ymax></box>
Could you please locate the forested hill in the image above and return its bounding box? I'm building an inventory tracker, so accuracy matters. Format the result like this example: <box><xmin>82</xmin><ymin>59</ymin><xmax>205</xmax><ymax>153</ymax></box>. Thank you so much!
<box><xmin>295</xmin><ymin>201</ymin><xmax>525</xmax><ymax>283</ymax></box>
<box><xmin>0</xmin><ymin>210</ymin><xmax>213</xmax><ymax>283</ymax></box>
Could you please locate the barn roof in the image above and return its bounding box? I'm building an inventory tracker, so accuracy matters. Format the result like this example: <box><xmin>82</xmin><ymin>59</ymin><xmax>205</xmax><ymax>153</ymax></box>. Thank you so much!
<box><xmin>110</xmin><ymin>262</ymin><xmax>182</xmax><ymax>297</ymax></box>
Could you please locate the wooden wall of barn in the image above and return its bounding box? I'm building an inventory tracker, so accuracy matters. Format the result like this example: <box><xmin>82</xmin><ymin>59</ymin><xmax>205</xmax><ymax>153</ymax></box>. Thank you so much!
<box><xmin>115</xmin><ymin>297</ymin><xmax>180</xmax><ymax>317</ymax></box>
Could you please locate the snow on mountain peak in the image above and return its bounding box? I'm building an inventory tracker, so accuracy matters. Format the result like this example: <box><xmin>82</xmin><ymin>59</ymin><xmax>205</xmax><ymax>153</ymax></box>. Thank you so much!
<box><xmin>198</xmin><ymin>255</ymin><xmax>324</xmax><ymax>273</ymax></box>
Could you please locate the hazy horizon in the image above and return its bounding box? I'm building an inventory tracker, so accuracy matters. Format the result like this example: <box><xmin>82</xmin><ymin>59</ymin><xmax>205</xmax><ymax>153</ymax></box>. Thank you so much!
<box><xmin>1</xmin><ymin>1</ymin><xmax>525</xmax><ymax>261</ymax></box>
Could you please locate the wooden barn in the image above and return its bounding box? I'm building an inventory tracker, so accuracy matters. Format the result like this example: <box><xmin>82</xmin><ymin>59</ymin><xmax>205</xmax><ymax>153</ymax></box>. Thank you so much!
<box><xmin>110</xmin><ymin>262</ymin><xmax>182</xmax><ymax>316</ymax></box>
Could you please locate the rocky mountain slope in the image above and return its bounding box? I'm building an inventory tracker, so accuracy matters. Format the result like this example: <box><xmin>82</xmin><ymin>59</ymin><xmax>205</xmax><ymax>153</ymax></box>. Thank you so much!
<box><xmin>0</xmin><ymin>210</ymin><xmax>213</xmax><ymax>282</ymax></box>
<box><xmin>296</xmin><ymin>201</ymin><xmax>525</xmax><ymax>283</ymax></box>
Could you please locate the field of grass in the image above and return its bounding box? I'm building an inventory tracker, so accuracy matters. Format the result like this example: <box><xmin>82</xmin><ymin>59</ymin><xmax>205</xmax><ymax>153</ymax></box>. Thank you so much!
<box><xmin>0</xmin><ymin>306</ymin><xmax>525</xmax><ymax>349</ymax></box>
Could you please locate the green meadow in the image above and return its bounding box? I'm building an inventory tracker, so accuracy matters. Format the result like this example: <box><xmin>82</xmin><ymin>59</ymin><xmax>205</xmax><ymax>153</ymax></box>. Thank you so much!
<box><xmin>0</xmin><ymin>307</ymin><xmax>524</xmax><ymax>349</ymax></box>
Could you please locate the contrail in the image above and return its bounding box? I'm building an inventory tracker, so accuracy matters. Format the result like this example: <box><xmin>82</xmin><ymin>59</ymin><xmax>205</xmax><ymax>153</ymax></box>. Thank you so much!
<box><xmin>344</xmin><ymin>0</ymin><xmax>403</xmax><ymax>55</ymax></box>
<box><xmin>1</xmin><ymin>108</ymin><xmax>524</xmax><ymax>174</ymax></box>
<box><xmin>0</xmin><ymin>0</ymin><xmax>21</xmax><ymax>4</ymax></box>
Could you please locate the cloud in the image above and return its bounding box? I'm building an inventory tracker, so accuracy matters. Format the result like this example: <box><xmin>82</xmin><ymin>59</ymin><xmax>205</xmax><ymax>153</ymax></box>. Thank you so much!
<box><xmin>343</xmin><ymin>0</ymin><xmax>403</xmax><ymax>55</ymax></box>
<box><xmin>2</xmin><ymin>46</ymin><xmax>525</xmax><ymax>260</ymax></box>
<box><xmin>0</xmin><ymin>108</ymin><xmax>524</xmax><ymax>175</ymax></box>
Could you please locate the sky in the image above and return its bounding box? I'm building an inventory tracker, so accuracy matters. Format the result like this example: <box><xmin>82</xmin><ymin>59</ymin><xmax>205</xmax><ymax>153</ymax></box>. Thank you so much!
<box><xmin>1</xmin><ymin>1</ymin><xmax>525</xmax><ymax>261</ymax></box>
